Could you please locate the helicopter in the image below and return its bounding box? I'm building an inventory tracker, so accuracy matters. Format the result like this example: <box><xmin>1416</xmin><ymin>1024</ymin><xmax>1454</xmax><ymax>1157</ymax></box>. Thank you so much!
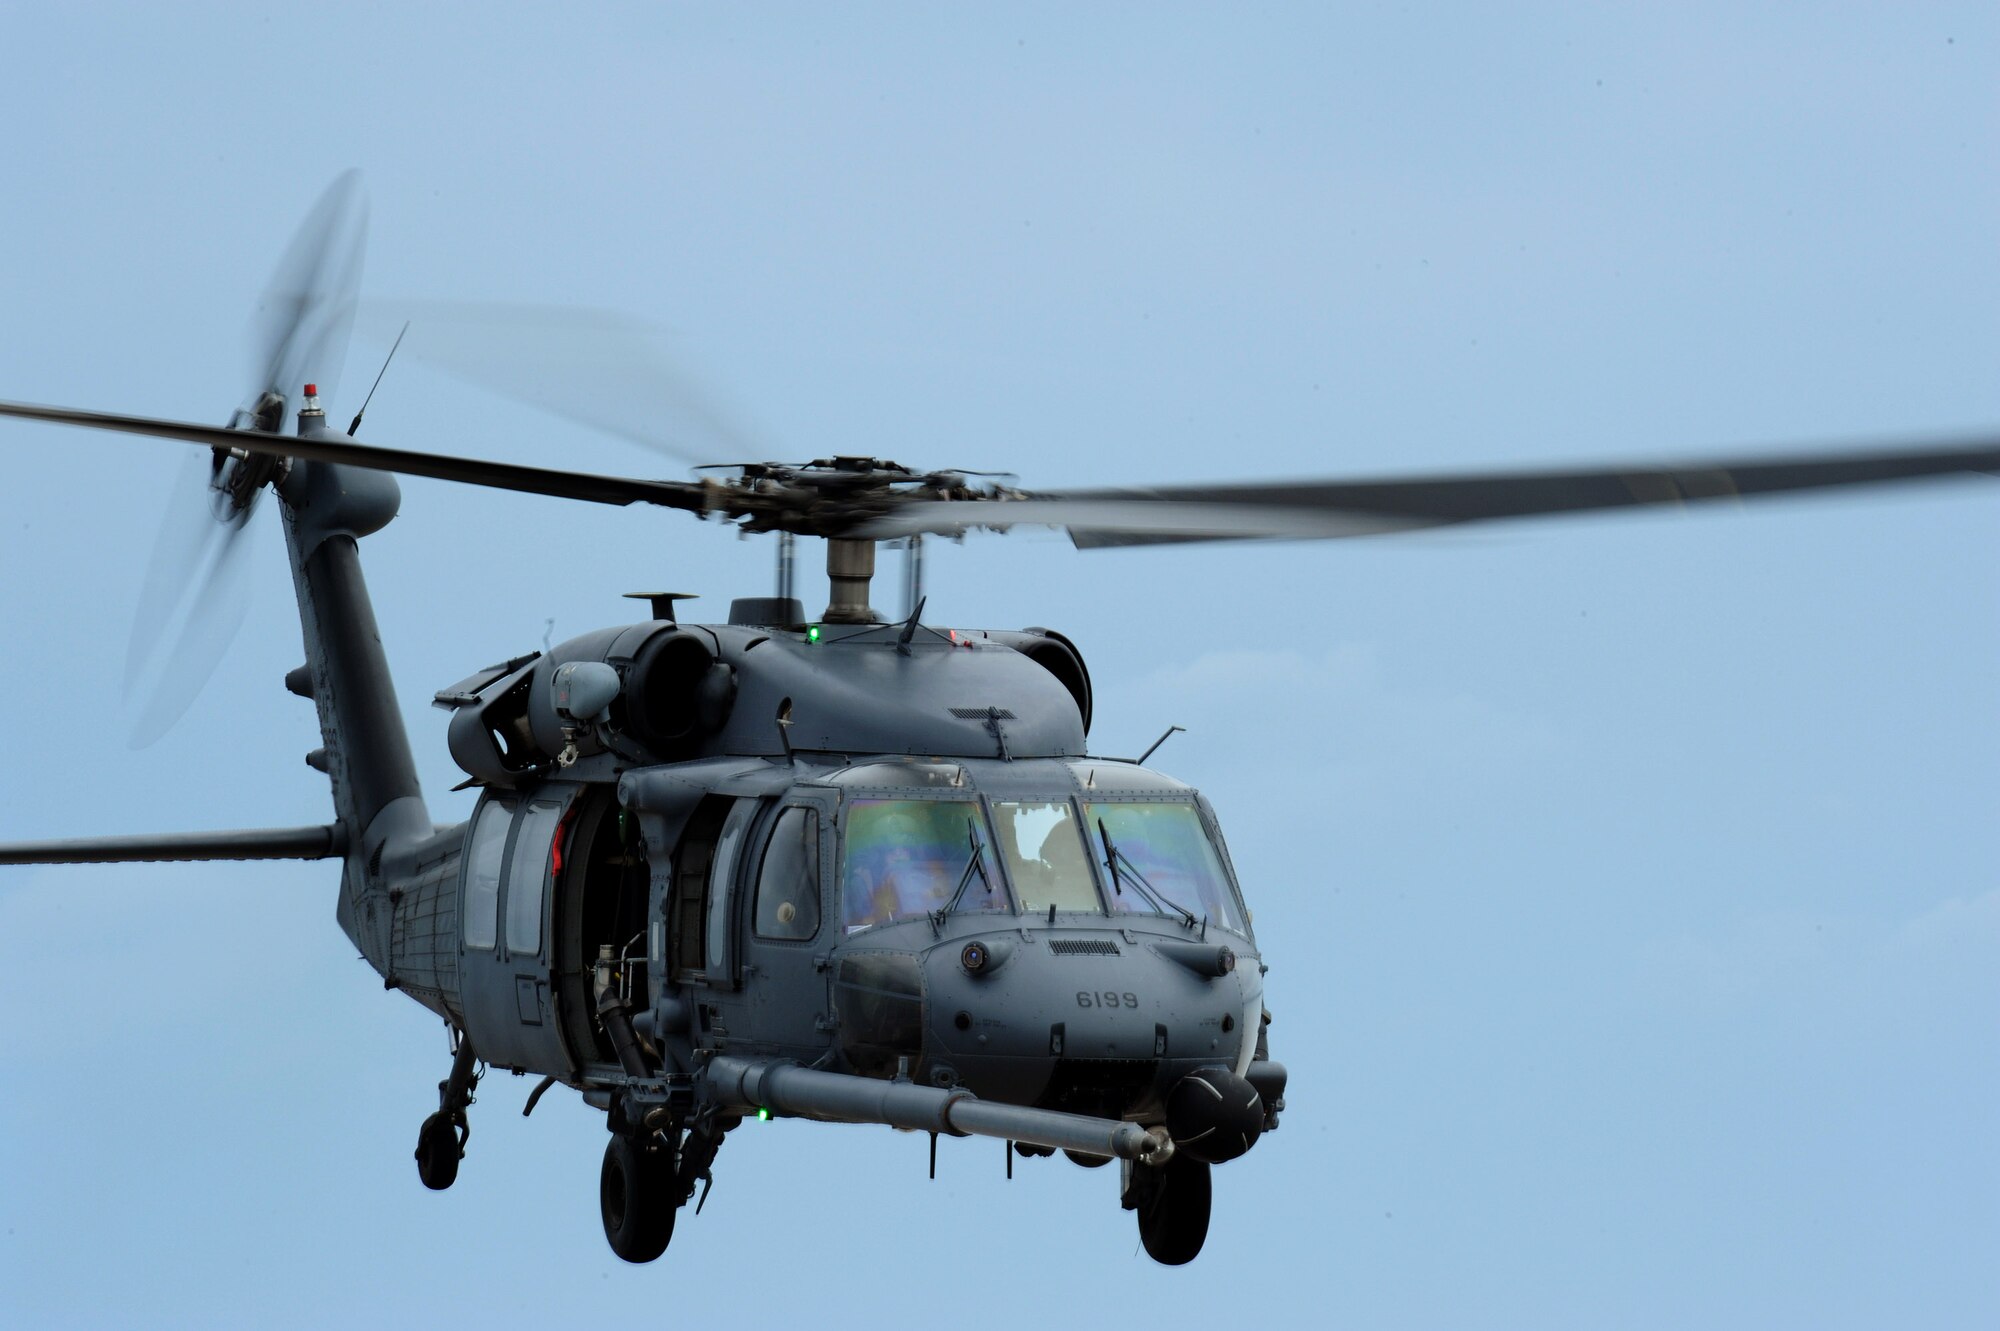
<box><xmin>4</xmin><ymin>174</ymin><xmax>1998</xmax><ymax>1267</ymax></box>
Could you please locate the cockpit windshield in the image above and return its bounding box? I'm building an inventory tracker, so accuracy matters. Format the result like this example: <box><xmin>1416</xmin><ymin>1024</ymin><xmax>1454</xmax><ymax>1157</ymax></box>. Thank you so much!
<box><xmin>992</xmin><ymin>800</ymin><xmax>1100</xmax><ymax>913</ymax></box>
<box><xmin>841</xmin><ymin>799</ymin><xmax>1005</xmax><ymax>934</ymax></box>
<box><xmin>1085</xmin><ymin>801</ymin><xmax>1246</xmax><ymax>934</ymax></box>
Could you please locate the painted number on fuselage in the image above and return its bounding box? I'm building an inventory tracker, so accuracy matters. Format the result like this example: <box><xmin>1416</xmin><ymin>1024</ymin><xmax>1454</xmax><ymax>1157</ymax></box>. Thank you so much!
<box><xmin>1076</xmin><ymin>991</ymin><xmax>1140</xmax><ymax>1009</ymax></box>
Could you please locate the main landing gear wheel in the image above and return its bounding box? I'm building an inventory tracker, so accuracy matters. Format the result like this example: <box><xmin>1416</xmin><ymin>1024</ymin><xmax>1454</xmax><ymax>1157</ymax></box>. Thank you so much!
<box><xmin>1134</xmin><ymin>1154</ymin><xmax>1212</xmax><ymax>1266</ymax></box>
<box><xmin>414</xmin><ymin>1112</ymin><xmax>463</xmax><ymax>1191</ymax></box>
<box><xmin>600</xmin><ymin>1134</ymin><xmax>678</xmax><ymax>1263</ymax></box>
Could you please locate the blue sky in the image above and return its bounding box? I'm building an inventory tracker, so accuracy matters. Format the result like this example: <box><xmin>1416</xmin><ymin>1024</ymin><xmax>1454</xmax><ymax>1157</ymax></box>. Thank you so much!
<box><xmin>1</xmin><ymin>5</ymin><xmax>1995</xmax><ymax>1327</ymax></box>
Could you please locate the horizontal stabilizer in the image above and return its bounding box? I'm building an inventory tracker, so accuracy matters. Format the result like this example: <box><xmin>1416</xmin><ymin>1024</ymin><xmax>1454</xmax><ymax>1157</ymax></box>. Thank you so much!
<box><xmin>0</xmin><ymin>824</ymin><xmax>346</xmax><ymax>866</ymax></box>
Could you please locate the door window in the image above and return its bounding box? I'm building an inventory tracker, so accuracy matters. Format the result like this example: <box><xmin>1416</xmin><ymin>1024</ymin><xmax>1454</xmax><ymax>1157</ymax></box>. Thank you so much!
<box><xmin>753</xmin><ymin>807</ymin><xmax>821</xmax><ymax>941</ymax></box>
<box><xmin>463</xmin><ymin>797</ymin><xmax>515</xmax><ymax>950</ymax></box>
<box><xmin>703</xmin><ymin>799</ymin><xmax>761</xmax><ymax>982</ymax></box>
<box><xmin>505</xmin><ymin>799</ymin><xmax>563</xmax><ymax>956</ymax></box>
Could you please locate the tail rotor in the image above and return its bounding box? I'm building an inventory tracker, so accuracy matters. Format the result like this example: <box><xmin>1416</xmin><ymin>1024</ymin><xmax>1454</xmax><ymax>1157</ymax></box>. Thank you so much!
<box><xmin>124</xmin><ymin>171</ymin><xmax>367</xmax><ymax>745</ymax></box>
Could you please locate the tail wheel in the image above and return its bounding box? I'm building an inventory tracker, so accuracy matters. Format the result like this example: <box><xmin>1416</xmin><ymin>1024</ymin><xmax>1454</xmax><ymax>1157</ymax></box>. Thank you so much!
<box><xmin>1135</xmin><ymin>1154</ymin><xmax>1212</xmax><ymax>1266</ymax></box>
<box><xmin>600</xmin><ymin>1134</ymin><xmax>677</xmax><ymax>1263</ymax></box>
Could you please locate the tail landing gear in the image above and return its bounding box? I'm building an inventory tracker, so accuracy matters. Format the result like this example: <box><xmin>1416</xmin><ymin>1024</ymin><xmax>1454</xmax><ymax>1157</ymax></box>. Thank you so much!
<box><xmin>415</xmin><ymin>1032</ymin><xmax>478</xmax><ymax>1191</ymax></box>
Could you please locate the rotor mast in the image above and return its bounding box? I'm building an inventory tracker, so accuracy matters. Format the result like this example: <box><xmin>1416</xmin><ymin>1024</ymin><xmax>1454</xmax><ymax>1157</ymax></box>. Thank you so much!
<box><xmin>822</xmin><ymin>537</ymin><xmax>879</xmax><ymax>623</ymax></box>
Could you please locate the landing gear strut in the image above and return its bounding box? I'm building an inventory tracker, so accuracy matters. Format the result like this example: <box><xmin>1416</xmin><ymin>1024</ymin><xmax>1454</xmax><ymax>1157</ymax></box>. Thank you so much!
<box><xmin>1125</xmin><ymin>1153</ymin><xmax>1212</xmax><ymax>1266</ymax></box>
<box><xmin>414</xmin><ymin>1031</ymin><xmax>478</xmax><ymax>1191</ymax></box>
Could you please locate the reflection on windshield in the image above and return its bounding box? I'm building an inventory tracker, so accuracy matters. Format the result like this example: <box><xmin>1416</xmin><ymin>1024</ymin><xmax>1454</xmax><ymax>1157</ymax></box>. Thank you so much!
<box><xmin>993</xmin><ymin>800</ymin><xmax>1100</xmax><ymax>913</ymax></box>
<box><xmin>841</xmin><ymin>799</ymin><xmax>1005</xmax><ymax>934</ymax></box>
<box><xmin>1086</xmin><ymin>801</ymin><xmax>1245</xmax><ymax>933</ymax></box>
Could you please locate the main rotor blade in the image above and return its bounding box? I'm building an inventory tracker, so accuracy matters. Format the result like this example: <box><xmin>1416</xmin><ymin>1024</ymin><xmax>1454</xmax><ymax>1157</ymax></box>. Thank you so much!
<box><xmin>360</xmin><ymin>301</ymin><xmax>765</xmax><ymax>467</ymax></box>
<box><xmin>856</xmin><ymin>437</ymin><xmax>2000</xmax><ymax>546</ymax></box>
<box><xmin>0</xmin><ymin>400</ymin><xmax>710</xmax><ymax>514</ymax></box>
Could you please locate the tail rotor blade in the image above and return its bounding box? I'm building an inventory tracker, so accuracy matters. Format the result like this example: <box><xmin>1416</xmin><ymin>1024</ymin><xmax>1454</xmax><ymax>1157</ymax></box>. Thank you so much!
<box><xmin>121</xmin><ymin>171</ymin><xmax>367</xmax><ymax>747</ymax></box>
<box><xmin>252</xmin><ymin>169</ymin><xmax>368</xmax><ymax>408</ymax></box>
<box><xmin>123</xmin><ymin>452</ymin><xmax>259</xmax><ymax>747</ymax></box>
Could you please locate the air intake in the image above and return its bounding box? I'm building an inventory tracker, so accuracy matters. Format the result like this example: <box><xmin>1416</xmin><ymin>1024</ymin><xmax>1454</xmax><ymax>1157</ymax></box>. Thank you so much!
<box><xmin>1049</xmin><ymin>938</ymin><xmax>1120</xmax><ymax>957</ymax></box>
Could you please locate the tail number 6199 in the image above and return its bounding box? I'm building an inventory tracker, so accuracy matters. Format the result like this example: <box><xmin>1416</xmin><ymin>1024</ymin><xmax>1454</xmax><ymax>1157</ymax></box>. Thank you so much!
<box><xmin>1077</xmin><ymin>991</ymin><xmax>1139</xmax><ymax>1009</ymax></box>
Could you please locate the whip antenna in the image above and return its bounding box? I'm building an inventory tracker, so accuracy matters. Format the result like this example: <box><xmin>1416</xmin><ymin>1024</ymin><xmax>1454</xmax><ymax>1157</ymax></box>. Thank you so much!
<box><xmin>347</xmin><ymin>320</ymin><xmax>410</xmax><ymax>435</ymax></box>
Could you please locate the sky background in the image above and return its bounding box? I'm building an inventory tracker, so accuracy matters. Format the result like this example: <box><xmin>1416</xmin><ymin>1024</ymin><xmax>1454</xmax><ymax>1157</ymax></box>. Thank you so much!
<box><xmin>1</xmin><ymin>4</ymin><xmax>1996</xmax><ymax>1328</ymax></box>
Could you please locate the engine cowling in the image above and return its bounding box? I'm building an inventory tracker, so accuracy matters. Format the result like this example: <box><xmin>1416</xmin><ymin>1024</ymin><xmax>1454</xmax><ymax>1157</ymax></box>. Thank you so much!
<box><xmin>981</xmin><ymin>628</ymin><xmax>1092</xmax><ymax>735</ymax></box>
<box><xmin>440</xmin><ymin>623</ymin><xmax>738</xmax><ymax>784</ymax></box>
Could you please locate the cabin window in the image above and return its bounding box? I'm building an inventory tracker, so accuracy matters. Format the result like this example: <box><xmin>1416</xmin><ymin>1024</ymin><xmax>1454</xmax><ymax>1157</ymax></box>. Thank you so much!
<box><xmin>753</xmin><ymin>807</ymin><xmax>821</xmax><ymax>942</ymax></box>
<box><xmin>462</xmin><ymin>797</ymin><xmax>515</xmax><ymax>950</ymax></box>
<box><xmin>992</xmin><ymin>800</ymin><xmax>1100</xmax><ymax>913</ymax></box>
<box><xmin>841</xmin><ymin>798</ymin><xmax>1004</xmax><ymax>934</ymax></box>
<box><xmin>1084</xmin><ymin>801</ymin><xmax>1247</xmax><ymax>934</ymax></box>
<box><xmin>504</xmin><ymin>799</ymin><xmax>563</xmax><ymax>956</ymax></box>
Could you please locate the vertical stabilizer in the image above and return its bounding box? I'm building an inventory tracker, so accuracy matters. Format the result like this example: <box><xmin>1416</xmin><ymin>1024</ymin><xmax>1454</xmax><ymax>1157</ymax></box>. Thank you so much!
<box><xmin>278</xmin><ymin>415</ymin><xmax>431</xmax><ymax>967</ymax></box>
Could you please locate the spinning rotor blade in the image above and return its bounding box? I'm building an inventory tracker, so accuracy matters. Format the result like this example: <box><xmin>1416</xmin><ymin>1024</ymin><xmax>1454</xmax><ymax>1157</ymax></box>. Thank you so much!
<box><xmin>360</xmin><ymin>301</ymin><xmax>764</xmax><ymax>466</ymax></box>
<box><xmin>0</xmin><ymin>400</ymin><xmax>709</xmax><ymax>513</ymax></box>
<box><xmin>858</xmin><ymin>437</ymin><xmax>2000</xmax><ymax>546</ymax></box>
<box><xmin>254</xmin><ymin>170</ymin><xmax>367</xmax><ymax>407</ymax></box>
<box><xmin>124</xmin><ymin>450</ymin><xmax>259</xmax><ymax>747</ymax></box>
<box><xmin>122</xmin><ymin>172</ymin><xmax>367</xmax><ymax>745</ymax></box>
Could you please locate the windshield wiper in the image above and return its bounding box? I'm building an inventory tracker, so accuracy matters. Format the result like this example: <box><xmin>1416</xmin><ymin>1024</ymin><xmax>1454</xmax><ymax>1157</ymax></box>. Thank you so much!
<box><xmin>1097</xmin><ymin>819</ymin><xmax>1197</xmax><ymax>930</ymax></box>
<box><xmin>930</xmin><ymin>818</ymin><xmax>995</xmax><ymax>936</ymax></box>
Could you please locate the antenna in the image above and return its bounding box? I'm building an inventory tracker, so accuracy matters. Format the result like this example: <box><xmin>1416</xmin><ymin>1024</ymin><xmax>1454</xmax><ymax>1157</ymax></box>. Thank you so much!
<box><xmin>347</xmin><ymin>320</ymin><xmax>410</xmax><ymax>435</ymax></box>
<box><xmin>896</xmin><ymin>596</ymin><xmax>928</xmax><ymax>655</ymax></box>
<box><xmin>1137</xmin><ymin>725</ymin><xmax>1186</xmax><ymax>765</ymax></box>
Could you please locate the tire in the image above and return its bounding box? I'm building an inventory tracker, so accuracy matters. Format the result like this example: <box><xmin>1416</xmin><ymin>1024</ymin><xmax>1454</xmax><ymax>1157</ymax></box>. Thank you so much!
<box><xmin>600</xmin><ymin>1134</ymin><xmax>677</xmax><ymax>1263</ymax></box>
<box><xmin>414</xmin><ymin>1112</ymin><xmax>460</xmax><ymax>1191</ymax></box>
<box><xmin>1135</xmin><ymin>1155</ymin><xmax>1212</xmax><ymax>1266</ymax></box>
<box><xmin>1063</xmin><ymin>1148</ymin><xmax>1111</xmax><ymax>1169</ymax></box>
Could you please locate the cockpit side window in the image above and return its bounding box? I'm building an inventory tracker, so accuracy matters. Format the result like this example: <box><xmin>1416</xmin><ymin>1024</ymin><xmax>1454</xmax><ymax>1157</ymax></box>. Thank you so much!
<box><xmin>840</xmin><ymin>798</ymin><xmax>1005</xmax><ymax>934</ymax></box>
<box><xmin>753</xmin><ymin>807</ymin><xmax>821</xmax><ymax>942</ymax></box>
<box><xmin>992</xmin><ymin>800</ymin><xmax>1101</xmax><ymax>914</ymax></box>
<box><xmin>1085</xmin><ymin>800</ymin><xmax>1248</xmax><ymax>934</ymax></box>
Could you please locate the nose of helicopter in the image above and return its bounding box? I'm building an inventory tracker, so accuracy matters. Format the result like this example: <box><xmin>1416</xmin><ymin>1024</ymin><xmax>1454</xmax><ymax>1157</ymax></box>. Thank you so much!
<box><xmin>913</xmin><ymin>923</ymin><xmax>1264</xmax><ymax>1131</ymax></box>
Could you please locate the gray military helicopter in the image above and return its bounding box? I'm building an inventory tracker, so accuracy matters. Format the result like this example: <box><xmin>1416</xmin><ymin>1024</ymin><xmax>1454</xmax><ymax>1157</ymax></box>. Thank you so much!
<box><xmin>5</xmin><ymin>175</ymin><xmax>1998</xmax><ymax>1266</ymax></box>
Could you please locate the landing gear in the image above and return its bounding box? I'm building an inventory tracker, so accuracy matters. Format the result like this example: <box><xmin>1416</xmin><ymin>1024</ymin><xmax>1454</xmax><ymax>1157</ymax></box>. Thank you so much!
<box><xmin>415</xmin><ymin>1112</ymin><xmax>462</xmax><ymax>1190</ymax></box>
<box><xmin>1126</xmin><ymin>1153</ymin><xmax>1212</xmax><ymax>1266</ymax></box>
<box><xmin>414</xmin><ymin>1030</ymin><xmax>478</xmax><ymax>1191</ymax></box>
<box><xmin>597</xmin><ymin>1109</ymin><xmax>734</xmax><ymax>1263</ymax></box>
<box><xmin>600</xmin><ymin>1134</ymin><xmax>677</xmax><ymax>1263</ymax></box>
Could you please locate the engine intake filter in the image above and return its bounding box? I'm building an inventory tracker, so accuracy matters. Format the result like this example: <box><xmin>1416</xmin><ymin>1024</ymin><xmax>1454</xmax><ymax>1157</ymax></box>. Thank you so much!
<box><xmin>623</xmin><ymin>631</ymin><xmax>737</xmax><ymax>755</ymax></box>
